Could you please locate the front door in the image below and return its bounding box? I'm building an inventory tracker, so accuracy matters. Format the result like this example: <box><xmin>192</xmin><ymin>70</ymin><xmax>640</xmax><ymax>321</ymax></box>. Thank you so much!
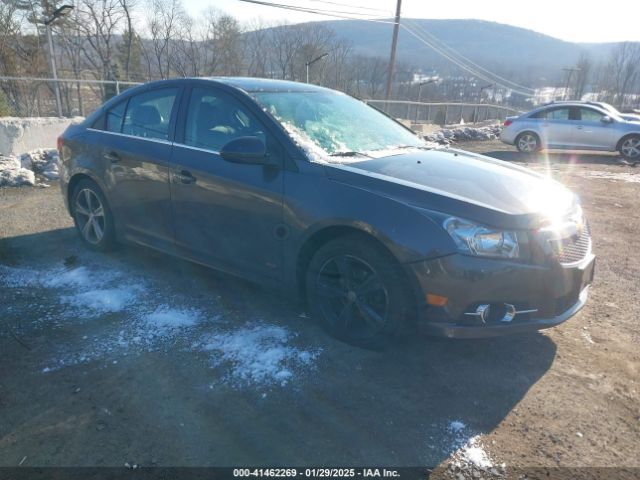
<box><xmin>169</xmin><ymin>86</ymin><xmax>285</xmax><ymax>281</ymax></box>
<box><xmin>573</xmin><ymin>107</ymin><xmax>614</xmax><ymax>150</ymax></box>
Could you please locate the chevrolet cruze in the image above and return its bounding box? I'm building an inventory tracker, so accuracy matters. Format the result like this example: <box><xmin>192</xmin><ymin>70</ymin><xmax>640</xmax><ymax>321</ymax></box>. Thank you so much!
<box><xmin>58</xmin><ymin>78</ymin><xmax>595</xmax><ymax>348</ymax></box>
<box><xmin>500</xmin><ymin>101</ymin><xmax>640</xmax><ymax>160</ymax></box>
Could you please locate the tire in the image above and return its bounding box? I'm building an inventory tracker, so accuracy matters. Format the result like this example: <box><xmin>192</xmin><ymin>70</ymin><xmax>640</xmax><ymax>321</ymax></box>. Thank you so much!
<box><xmin>515</xmin><ymin>132</ymin><xmax>541</xmax><ymax>154</ymax></box>
<box><xmin>71</xmin><ymin>179</ymin><xmax>116</xmax><ymax>252</ymax></box>
<box><xmin>619</xmin><ymin>135</ymin><xmax>640</xmax><ymax>161</ymax></box>
<box><xmin>305</xmin><ymin>234</ymin><xmax>414</xmax><ymax>349</ymax></box>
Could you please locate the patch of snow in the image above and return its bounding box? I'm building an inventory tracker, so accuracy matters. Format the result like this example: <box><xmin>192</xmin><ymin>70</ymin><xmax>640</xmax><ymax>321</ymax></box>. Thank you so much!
<box><xmin>0</xmin><ymin>154</ymin><xmax>35</xmax><ymax>186</ymax></box>
<box><xmin>0</xmin><ymin>148</ymin><xmax>59</xmax><ymax>187</ymax></box>
<box><xmin>2</xmin><ymin>261</ymin><xmax>321</xmax><ymax>387</ymax></box>
<box><xmin>20</xmin><ymin>148</ymin><xmax>60</xmax><ymax>180</ymax></box>
<box><xmin>443</xmin><ymin>420</ymin><xmax>497</xmax><ymax>474</ymax></box>
<box><xmin>423</xmin><ymin>124</ymin><xmax>502</xmax><ymax>145</ymax></box>
<box><xmin>133</xmin><ymin>306</ymin><xmax>208</xmax><ymax>345</ymax></box>
<box><xmin>449</xmin><ymin>420</ymin><xmax>466</xmax><ymax>432</ymax></box>
<box><xmin>198</xmin><ymin>324</ymin><xmax>321</xmax><ymax>387</ymax></box>
<box><xmin>61</xmin><ymin>287</ymin><xmax>140</xmax><ymax>315</ymax></box>
<box><xmin>459</xmin><ymin>436</ymin><xmax>494</xmax><ymax>469</ymax></box>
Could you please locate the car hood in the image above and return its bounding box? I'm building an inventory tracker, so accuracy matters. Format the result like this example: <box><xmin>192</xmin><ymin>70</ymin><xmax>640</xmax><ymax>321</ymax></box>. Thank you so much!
<box><xmin>324</xmin><ymin>148</ymin><xmax>577</xmax><ymax>229</ymax></box>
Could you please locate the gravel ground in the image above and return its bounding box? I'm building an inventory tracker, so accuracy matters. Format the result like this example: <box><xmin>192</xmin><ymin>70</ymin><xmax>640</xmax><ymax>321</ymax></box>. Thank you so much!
<box><xmin>0</xmin><ymin>142</ymin><xmax>639</xmax><ymax>478</ymax></box>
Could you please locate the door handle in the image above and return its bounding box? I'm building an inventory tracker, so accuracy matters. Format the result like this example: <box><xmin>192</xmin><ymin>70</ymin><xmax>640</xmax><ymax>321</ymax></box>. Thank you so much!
<box><xmin>176</xmin><ymin>169</ymin><xmax>196</xmax><ymax>184</ymax></box>
<box><xmin>104</xmin><ymin>150</ymin><xmax>120</xmax><ymax>163</ymax></box>
<box><xmin>576</xmin><ymin>126</ymin><xmax>584</xmax><ymax>130</ymax></box>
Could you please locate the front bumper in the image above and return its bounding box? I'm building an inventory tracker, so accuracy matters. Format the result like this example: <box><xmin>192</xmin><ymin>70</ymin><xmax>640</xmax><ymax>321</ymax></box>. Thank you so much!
<box><xmin>407</xmin><ymin>252</ymin><xmax>595</xmax><ymax>339</ymax></box>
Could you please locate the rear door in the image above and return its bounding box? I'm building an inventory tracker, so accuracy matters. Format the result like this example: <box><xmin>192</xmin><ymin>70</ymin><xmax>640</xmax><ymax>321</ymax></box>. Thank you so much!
<box><xmin>169</xmin><ymin>85</ymin><xmax>285</xmax><ymax>281</ymax></box>
<box><xmin>538</xmin><ymin>107</ymin><xmax>575</xmax><ymax>147</ymax></box>
<box><xmin>97</xmin><ymin>87</ymin><xmax>181</xmax><ymax>250</ymax></box>
<box><xmin>573</xmin><ymin>107</ymin><xmax>614</xmax><ymax>149</ymax></box>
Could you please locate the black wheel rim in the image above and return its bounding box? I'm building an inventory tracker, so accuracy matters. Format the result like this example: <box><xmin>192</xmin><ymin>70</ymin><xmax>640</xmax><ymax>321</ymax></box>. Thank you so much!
<box><xmin>75</xmin><ymin>188</ymin><xmax>105</xmax><ymax>245</ymax></box>
<box><xmin>315</xmin><ymin>254</ymin><xmax>389</xmax><ymax>340</ymax></box>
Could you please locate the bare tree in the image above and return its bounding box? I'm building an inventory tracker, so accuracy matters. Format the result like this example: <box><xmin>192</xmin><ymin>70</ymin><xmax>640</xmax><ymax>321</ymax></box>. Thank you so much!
<box><xmin>606</xmin><ymin>42</ymin><xmax>640</xmax><ymax>108</ymax></box>
<box><xmin>75</xmin><ymin>0</ymin><xmax>126</xmax><ymax>99</ymax></box>
<box><xmin>572</xmin><ymin>53</ymin><xmax>591</xmax><ymax>101</ymax></box>
<box><xmin>143</xmin><ymin>0</ymin><xmax>185</xmax><ymax>79</ymax></box>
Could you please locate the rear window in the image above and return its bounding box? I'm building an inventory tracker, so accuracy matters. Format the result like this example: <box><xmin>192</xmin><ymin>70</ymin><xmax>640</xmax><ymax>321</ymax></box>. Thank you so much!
<box><xmin>530</xmin><ymin>107</ymin><xmax>570</xmax><ymax>120</ymax></box>
<box><xmin>121</xmin><ymin>88</ymin><xmax>179</xmax><ymax>140</ymax></box>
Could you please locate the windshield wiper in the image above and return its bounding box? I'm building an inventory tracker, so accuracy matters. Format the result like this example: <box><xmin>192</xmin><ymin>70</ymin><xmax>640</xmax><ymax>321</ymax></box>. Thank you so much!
<box><xmin>329</xmin><ymin>151</ymin><xmax>373</xmax><ymax>158</ymax></box>
<box><xmin>393</xmin><ymin>144</ymin><xmax>436</xmax><ymax>150</ymax></box>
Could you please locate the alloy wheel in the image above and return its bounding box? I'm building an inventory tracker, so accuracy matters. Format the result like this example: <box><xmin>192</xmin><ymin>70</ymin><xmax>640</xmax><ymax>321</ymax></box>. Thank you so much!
<box><xmin>315</xmin><ymin>254</ymin><xmax>389</xmax><ymax>340</ymax></box>
<box><xmin>518</xmin><ymin>134</ymin><xmax>538</xmax><ymax>153</ymax></box>
<box><xmin>621</xmin><ymin>137</ymin><xmax>640</xmax><ymax>159</ymax></box>
<box><xmin>75</xmin><ymin>188</ymin><xmax>106</xmax><ymax>245</ymax></box>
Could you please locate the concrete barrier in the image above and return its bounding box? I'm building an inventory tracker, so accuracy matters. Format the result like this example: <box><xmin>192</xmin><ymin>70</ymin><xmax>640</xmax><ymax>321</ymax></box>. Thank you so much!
<box><xmin>0</xmin><ymin>117</ymin><xmax>84</xmax><ymax>156</ymax></box>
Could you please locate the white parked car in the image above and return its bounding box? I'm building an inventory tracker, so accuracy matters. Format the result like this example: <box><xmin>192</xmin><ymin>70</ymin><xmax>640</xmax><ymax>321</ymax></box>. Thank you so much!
<box><xmin>500</xmin><ymin>101</ymin><xmax>640</xmax><ymax>160</ymax></box>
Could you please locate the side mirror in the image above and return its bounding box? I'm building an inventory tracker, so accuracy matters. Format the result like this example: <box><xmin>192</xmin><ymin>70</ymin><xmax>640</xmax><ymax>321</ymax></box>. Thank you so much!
<box><xmin>601</xmin><ymin>115</ymin><xmax>613</xmax><ymax>124</ymax></box>
<box><xmin>220</xmin><ymin>136</ymin><xmax>268</xmax><ymax>165</ymax></box>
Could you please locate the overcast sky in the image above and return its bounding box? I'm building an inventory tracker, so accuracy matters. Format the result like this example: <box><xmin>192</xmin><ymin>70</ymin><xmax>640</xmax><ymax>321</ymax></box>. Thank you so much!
<box><xmin>181</xmin><ymin>0</ymin><xmax>640</xmax><ymax>43</ymax></box>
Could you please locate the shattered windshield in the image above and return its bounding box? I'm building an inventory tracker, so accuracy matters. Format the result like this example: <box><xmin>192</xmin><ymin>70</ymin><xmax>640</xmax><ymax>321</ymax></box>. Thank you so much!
<box><xmin>252</xmin><ymin>90</ymin><xmax>428</xmax><ymax>162</ymax></box>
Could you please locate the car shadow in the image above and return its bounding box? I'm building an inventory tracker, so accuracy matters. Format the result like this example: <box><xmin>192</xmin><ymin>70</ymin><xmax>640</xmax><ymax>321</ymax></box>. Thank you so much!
<box><xmin>0</xmin><ymin>228</ymin><xmax>558</xmax><ymax>469</ymax></box>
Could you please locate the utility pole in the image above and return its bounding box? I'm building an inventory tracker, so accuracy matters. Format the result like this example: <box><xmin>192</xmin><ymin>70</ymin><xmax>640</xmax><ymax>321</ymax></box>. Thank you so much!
<box><xmin>562</xmin><ymin>67</ymin><xmax>580</xmax><ymax>101</ymax></box>
<box><xmin>384</xmin><ymin>0</ymin><xmax>402</xmax><ymax>101</ymax></box>
<box><xmin>44</xmin><ymin>4</ymin><xmax>74</xmax><ymax>117</ymax></box>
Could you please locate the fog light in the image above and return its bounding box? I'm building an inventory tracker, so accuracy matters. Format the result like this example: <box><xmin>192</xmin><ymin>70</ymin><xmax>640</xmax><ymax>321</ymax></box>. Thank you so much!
<box><xmin>464</xmin><ymin>304</ymin><xmax>491</xmax><ymax>323</ymax></box>
<box><xmin>426</xmin><ymin>293</ymin><xmax>448</xmax><ymax>306</ymax></box>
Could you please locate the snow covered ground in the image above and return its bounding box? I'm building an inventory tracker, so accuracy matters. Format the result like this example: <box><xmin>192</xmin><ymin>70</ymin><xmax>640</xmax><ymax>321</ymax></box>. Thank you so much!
<box><xmin>0</xmin><ymin>260</ymin><xmax>321</xmax><ymax>389</ymax></box>
<box><xmin>0</xmin><ymin>148</ymin><xmax>59</xmax><ymax>187</ymax></box>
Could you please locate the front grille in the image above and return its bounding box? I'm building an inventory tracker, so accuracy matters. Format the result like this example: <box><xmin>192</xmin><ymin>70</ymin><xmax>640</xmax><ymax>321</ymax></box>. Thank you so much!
<box><xmin>556</xmin><ymin>222</ymin><xmax>591</xmax><ymax>265</ymax></box>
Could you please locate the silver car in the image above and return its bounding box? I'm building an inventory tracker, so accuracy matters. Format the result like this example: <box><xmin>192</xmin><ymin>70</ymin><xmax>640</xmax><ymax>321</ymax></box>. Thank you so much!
<box><xmin>500</xmin><ymin>101</ymin><xmax>640</xmax><ymax>160</ymax></box>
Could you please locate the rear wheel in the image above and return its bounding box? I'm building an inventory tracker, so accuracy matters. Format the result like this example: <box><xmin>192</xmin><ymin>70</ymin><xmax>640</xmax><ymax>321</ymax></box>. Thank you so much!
<box><xmin>71</xmin><ymin>179</ymin><xmax>116</xmax><ymax>251</ymax></box>
<box><xmin>619</xmin><ymin>135</ymin><xmax>640</xmax><ymax>161</ymax></box>
<box><xmin>305</xmin><ymin>234</ymin><xmax>413</xmax><ymax>349</ymax></box>
<box><xmin>515</xmin><ymin>132</ymin><xmax>541</xmax><ymax>153</ymax></box>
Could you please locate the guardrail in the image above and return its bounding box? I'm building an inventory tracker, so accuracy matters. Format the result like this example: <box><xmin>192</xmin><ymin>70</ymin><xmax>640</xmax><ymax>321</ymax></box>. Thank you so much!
<box><xmin>365</xmin><ymin>99</ymin><xmax>523</xmax><ymax>125</ymax></box>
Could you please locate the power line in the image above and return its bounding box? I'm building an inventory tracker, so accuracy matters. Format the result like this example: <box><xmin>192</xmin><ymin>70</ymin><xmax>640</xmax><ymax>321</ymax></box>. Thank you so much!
<box><xmin>403</xmin><ymin>19</ymin><xmax>536</xmax><ymax>94</ymax></box>
<box><xmin>400</xmin><ymin>23</ymin><xmax>534</xmax><ymax>96</ymax></box>
<box><xmin>236</xmin><ymin>0</ymin><xmax>397</xmax><ymax>23</ymax></box>
<box><xmin>305</xmin><ymin>0</ymin><xmax>393</xmax><ymax>14</ymax></box>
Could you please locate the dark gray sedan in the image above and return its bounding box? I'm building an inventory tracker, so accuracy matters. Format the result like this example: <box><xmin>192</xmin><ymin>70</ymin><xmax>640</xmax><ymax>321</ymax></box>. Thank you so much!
<box><xmin>58</xmin><ymin>78</ymin><xmax>595</xmax><ymax>348</ymax></box>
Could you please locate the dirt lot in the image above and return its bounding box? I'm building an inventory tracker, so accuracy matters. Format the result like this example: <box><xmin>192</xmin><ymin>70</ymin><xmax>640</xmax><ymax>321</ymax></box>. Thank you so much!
<box><xmin>1</xmin><ymin>140</ymin><xmax>639</xmax><ymax>478</ymax></box>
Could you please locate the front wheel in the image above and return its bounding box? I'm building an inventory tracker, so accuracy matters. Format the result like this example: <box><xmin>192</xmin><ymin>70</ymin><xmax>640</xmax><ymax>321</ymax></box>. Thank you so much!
<box><xmin>619</xmin><ymin>135</ymin><xmax>640</xmax><ymax>161</ymax></box>
<box><xmin>305</xmin><ymin>234</ymin><xmax>414</xmax><ymax>349</ymax></box>
<box><xmin>515</xmin><ymin>132</ymin><xmax>541</xmax><ymax>153</ymax></box>
<box><xmin>71</xmin><ymin>179</ymin><xmax>116</xmax><ymax>251</ymax></box>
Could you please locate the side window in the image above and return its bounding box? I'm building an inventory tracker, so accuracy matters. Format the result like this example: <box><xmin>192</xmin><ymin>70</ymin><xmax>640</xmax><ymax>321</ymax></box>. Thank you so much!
<box><xmin>530</xmin><ymin>110</ymin><xmax>547</xmax><ymax>119</ymax></box>
<box><xmin>184</xmin><ymin>87</ymin><xmax>266</xmax><ymax>152</ymax></box>
<box><xmin>580</xmin><ymin>108</ymin><xmax>604</xmax><ymax>122</ymax></box>
<box><xmin>122</xmin><ymin>88</ymin><xmax>178</xmax><ymax>140</ymax></box>
<box><xmin>106</xmin><ymin>100</ymin><xmax>127</xmax><ymax>133</ymax></box>
<box><xmin>547</xmin><ymin>108</ymin><xmax>570</xmax><ymax>121</ymax></box>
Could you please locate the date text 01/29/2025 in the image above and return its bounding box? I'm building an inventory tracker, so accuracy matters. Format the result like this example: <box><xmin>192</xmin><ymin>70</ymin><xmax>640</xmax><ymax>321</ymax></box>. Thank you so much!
<box><xmin>232</xmin><ymin>468</ymin><xmax>402</xmax><ymax>478</ymax></box>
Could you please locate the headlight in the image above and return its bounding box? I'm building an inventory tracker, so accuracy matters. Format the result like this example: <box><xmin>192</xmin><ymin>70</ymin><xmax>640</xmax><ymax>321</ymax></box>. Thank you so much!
<box><xmin>443</xmin><ymin>217</ymin><xmax>519</xmax><ymax>258</ymax></box>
